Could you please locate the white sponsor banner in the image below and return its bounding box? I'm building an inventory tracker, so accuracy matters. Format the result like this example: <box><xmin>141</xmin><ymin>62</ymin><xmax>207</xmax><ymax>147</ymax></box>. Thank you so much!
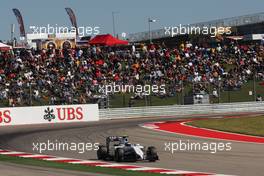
<box><xmin>0</xmin><ymin>104</ymin><xmax>99</xmax><ymax>126</ymax></box>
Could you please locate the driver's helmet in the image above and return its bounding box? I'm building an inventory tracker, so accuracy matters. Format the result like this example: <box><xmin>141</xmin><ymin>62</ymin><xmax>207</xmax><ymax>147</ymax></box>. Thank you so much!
<box><xmin>119</xmin><ymin>137</ymin><xmax>129</xmax><ymax>145</ymax></box>
<box><xmin>124</xmin><ymin>138</ymin><xmax>129</xmax><ymax>143</ymax></box>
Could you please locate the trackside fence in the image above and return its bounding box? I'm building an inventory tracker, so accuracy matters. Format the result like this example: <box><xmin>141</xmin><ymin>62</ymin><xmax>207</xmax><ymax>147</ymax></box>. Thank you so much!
<box><xmin>99</xmin><ymin>102</ymin><xmax>264</xmax><ymax>120</ymax></box>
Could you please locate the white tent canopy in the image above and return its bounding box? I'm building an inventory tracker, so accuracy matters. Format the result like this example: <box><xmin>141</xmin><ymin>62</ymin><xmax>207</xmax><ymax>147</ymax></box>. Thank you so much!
<box><xmin>0</xmin><ymin>42</ymin><xmax>12</xmax><ymax>51</ymax></box>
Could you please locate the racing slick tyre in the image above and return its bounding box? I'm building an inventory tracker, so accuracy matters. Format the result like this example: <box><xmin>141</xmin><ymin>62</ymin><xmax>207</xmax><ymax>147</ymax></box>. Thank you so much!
<box><xmin>146</xmin><ymin>146</ymin><xmax>159</xmax><ymax>162</ymax></box>
<box><xmin>97</xmin><ymin>145</ymin><xmax>107</xmax><ymax>160</ymax></box>
<box><xmin>114</xmin><ymin>148</ymin><xmax>124</xmax><ymax>162</ymax></box>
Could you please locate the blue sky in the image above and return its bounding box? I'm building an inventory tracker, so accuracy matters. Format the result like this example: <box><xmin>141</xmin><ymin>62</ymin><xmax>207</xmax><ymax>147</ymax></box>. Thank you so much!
<box><xmin>0</xmin><ymin>0</ymin><xmax>264</xmax><ymax>40</ymax></box>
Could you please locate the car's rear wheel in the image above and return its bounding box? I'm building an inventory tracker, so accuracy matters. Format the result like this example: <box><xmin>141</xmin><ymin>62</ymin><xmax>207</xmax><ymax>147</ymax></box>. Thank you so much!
<box><xmin>146</xmin><ymin>146</ymin><xmax>158</xmax><ymax>162</ymax></box>
<box><xmin>115</xmin><ymin>148</ymin><xmax>124</xmax><ymax>162</ymax></box>
<box><xmin>97</xmin><ymin>145</ymin><xmax>107</xmax><ymax>160</ymax></box>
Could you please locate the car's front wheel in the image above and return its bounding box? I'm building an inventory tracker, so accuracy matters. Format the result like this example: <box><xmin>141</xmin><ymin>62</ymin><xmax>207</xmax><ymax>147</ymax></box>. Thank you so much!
<box><xmin>146</xmin><ymin>146</ymin><xmax>158</xmax><ymax>162</ymax></box>
<box><xmin>97</xmin><ymin>145</ymin><xmax>107</xmax><ymax>160</ymax></box>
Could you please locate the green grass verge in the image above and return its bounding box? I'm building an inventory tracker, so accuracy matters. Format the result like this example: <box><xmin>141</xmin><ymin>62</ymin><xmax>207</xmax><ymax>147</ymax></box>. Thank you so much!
<box><xmin>0</xmin><ymin>154</ymin><xmax>178</xmax><ymax>176</ymax></box>
<box><xmin>187</xmin><ymin>116</ymin><xmax>264</xmax><ymax>137</ymax></box>
<box><xmin>211</xmin><ymin>80</ymin><xmax>264</xmax><ymax>103</ymax></box>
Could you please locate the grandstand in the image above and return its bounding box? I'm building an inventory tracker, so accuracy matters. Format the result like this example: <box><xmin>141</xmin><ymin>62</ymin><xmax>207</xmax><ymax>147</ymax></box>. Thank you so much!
<box><xmin>0</xmin><ymin>11</ymin><xmax>263</xmax><ymax>108</ymax></box>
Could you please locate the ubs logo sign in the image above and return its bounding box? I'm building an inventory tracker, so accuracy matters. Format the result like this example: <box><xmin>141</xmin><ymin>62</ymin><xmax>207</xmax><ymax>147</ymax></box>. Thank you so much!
<box><xmin>0</xmin><ymin>110</ymin><xmax>11</xmax><ymax>124</ymax></box>
<box><xmin>43</xmin><ymin>107</ymin><xmax>84</xmax><ymax>122</ymax></box>
<box><xmin>43</xmin><ymin>107</ymin><xmax>55</xmax><ymax>122</ymax></box>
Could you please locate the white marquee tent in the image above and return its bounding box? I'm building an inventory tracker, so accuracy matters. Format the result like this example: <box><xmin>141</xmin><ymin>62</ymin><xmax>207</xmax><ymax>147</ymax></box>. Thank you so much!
<box><xmin>0</xmin><ymin>42</ymin><xmax>12</xmax><ymax>51</ymax></box>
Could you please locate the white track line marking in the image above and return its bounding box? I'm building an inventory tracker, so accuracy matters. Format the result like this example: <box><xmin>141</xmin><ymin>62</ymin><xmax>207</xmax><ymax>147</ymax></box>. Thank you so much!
<box><xmin>44</xmin><ymin>157</ymin><xmax>75</xmax><ymax>161</ymax></box>
<box><xmin>20</xmin><ymin>154</ymin><xmax>51</xmax><ymax>158</ymax></box>
<box><xmin>160</xmin><ymin>170</ymin><xmax>202</xmax><ymax>174</ymax></box>
<box><xmin>68</xmin><ymin>160</ymin><xmax>106</xmax><ymax>164</ymax></box>
<box><xmin>99</xmin><ymin>163</ymin><xmax>135</xmax><ymax>167</ymax></box>
<box><xmin>127</xmin><ymin>167</ymin><xmax>162</xmax><ymax>171</ymax></box>
<box><xmin>0</xmin><ymin>152</ymin><xmax>25</xmax><ymax>155</ymax></box>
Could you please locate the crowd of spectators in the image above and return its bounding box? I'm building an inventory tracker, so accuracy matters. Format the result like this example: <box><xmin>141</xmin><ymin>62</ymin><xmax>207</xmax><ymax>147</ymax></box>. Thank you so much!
<box><xmin>0</xmin><ymin>40</ymin><xmax>263</xmax><ymax>107</ymax></box>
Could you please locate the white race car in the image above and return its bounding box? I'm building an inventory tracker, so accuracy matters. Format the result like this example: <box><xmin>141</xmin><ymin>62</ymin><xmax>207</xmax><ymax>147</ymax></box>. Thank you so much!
<box><xmin>97</xmin><ymin>136</ymin><xmax>159</xmax><ymax>162</ymax></box>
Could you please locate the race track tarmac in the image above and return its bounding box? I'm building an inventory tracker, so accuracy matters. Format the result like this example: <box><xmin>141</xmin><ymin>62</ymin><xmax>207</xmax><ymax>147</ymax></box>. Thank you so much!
<box><xmin>0</xmin><ymin>115</ymin><xmax>263</xmax><ymax>176</ymax></box>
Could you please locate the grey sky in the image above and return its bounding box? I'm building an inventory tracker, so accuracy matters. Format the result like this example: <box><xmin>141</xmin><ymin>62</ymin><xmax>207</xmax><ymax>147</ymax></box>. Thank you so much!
<box><xmin>0</xmin><ymin>0</ymin><xmax>264</xmax><ymax>40</ymax></box>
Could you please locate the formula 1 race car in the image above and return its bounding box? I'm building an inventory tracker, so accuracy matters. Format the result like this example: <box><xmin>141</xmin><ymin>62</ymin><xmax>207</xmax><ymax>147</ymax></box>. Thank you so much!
<box><xmin>97</xmin><ymin>136</ymin><xmax>159</xmax><ymax>162</ymax></box>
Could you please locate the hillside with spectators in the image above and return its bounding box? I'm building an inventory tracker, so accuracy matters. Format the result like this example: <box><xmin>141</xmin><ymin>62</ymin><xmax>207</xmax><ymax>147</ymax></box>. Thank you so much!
<box><xmin>0</xmin><ymin>41</ymin><xmax>263</xmax><ymax>107</ymax></box>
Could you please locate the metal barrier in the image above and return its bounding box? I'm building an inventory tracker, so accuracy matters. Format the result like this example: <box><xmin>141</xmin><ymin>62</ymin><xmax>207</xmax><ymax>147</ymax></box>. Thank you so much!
<box><xmin>99</xmin><ymin>102</ymin><xmax>264</xmax><ymax>120</ymax></box>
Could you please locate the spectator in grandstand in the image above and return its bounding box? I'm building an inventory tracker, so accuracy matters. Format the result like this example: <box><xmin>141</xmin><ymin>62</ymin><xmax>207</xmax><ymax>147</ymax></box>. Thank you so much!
<box><xmin>256</xmin><ymin>95</ymin><xmax>263</xmax><ymax>101</ymax></box>
<box><xmin>0</xmin><ymin>40</ymin><xmax>263</xmax><ymax>107</ymax></box>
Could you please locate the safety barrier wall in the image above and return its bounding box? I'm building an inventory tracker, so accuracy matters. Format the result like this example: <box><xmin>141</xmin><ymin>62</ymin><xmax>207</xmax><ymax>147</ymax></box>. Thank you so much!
<box><xmin>0</xmin><ymin>104</ymin><xmax>99</xmax><ymax>126</ymax></box>
<box><xmin>99</xmin><ymin>102</ymin><xmax>264</xmax><ymax>120</ymax></box>
<box><xmin>1</xmin><ymin>102</ymin><xmax>262</xmax><ymax>125</ymax></box>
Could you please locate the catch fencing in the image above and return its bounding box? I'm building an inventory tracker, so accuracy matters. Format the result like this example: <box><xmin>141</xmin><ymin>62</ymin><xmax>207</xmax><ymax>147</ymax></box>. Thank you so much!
<box><xmin>99</xmin><ymin>102</ymin><xmax>264</xmax><ymax>120</ymax></box>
